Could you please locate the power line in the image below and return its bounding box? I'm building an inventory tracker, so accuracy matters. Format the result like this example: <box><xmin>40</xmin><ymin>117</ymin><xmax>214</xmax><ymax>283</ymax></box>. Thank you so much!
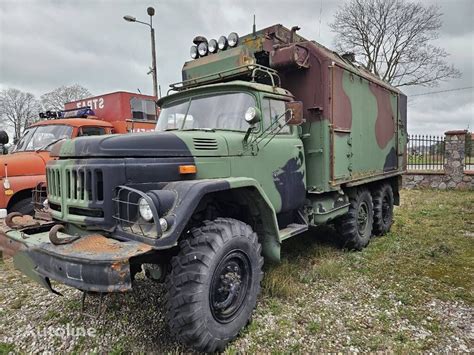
<box><xmin>410</xmin><ymin>86</ymin><xmax>474</xmax><ymax>97</ymax></box>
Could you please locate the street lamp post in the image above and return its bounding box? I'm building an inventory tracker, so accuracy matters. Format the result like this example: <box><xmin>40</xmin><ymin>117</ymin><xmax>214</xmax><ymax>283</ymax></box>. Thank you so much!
<box><xmin>123</xmin><ymin>7</ymin><xmax>159</xmax><ymax>99</ymax></box>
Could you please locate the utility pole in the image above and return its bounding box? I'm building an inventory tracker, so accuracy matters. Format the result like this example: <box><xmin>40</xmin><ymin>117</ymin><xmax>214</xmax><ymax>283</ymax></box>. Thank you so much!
<box><xmin>148</xmin><ymin>7</ymin><xmax>158</xmax><ymax>99</ymax></box>
<box><xmin>124</xmin><ymin>6</ymin><xmax>159</xmax><ymax>99</ymax></box>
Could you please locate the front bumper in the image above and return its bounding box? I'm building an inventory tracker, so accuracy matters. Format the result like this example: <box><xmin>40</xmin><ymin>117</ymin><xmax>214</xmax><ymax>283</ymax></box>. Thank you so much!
<box><xmin>0</xmin><ymin>222</ymin><xmax>153</xmax><ymax>293</ymax></box>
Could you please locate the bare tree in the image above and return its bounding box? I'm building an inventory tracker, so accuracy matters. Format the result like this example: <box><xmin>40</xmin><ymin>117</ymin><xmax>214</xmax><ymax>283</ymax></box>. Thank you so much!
<box><xmin>0</xmin><ymin>88</ymin><xmax>41</xmax><ymax>142</ymax></box>
<box><xmin>40</xmin><ymin>84</ymin><xmax>92</xmax><ymax>111</ymax></box>
<box><xmin>330</xmin><ymin>0</ymin><xmax>460</xmax><ymax>87</ymax></box>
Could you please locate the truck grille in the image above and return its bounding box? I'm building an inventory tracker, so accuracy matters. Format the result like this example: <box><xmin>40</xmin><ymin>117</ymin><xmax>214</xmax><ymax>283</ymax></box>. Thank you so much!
<box><xmin>47</xmin><ymin>167</ymin><xmax>104</xmax><ymax>202</ymax></box>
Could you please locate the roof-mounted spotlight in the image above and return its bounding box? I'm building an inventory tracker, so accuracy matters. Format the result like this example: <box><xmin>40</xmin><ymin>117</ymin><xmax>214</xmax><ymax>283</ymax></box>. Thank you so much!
<box><xmin>228</xmin><ymin>32</ymin><xmax>239</xmax><ymax>47</ymax></box>
<box><xmin>208</xmin><ymin>39</ymin><xmax>218</xmax><ymax>53</ymax></box>
<box><xmin>190</xmin><ymin>45</ymin><xmax>198</xmax><ymax>59</ymax></box>
<box><xmin>197</xmin><ymin>42</ymin><xmax>208</xmax><ymax>56</ymax></box>
<box><xmin>193</xmin><ymin>36</ymin><xmax>208</xmax><ymax>45</ymax></box>
<box><xmin>218</xmin><ymin>35</ymin><xmax>228</xmax><ymax>50</ymax></box>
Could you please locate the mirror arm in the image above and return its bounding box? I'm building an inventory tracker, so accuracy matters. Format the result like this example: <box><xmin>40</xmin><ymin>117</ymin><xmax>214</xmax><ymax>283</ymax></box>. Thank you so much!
<box><xmin>253</xmin><ymin>109</ymin><xmax>293</xmax><ymax>147</ymax></box>
<box><xmin>243</xmin><ymin>126</ymin><xmax>254</xmax><ymax>144</ymax></box>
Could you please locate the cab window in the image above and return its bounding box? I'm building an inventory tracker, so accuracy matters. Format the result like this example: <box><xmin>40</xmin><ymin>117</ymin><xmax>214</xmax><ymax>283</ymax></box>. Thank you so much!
<box><xmin>78</xmin><ymin>127</ymin><xmax>107</xmax><ymax>137</ymax></box>
<box><xmin>130</xmin><ymin>98</ymin><xmax>158</xmax><ymax>121</ymax></box>
<box><xmin>262</xmin><ymin>98</ymin><xmax>290</xmax><ymax>134</ymax></box>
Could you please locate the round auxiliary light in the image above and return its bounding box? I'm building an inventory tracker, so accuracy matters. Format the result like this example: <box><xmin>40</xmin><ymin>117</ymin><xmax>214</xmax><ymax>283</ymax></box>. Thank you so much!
<box><xmin>218</xmin><ymin>35</ymin><xmax>228</xmax><ymax>50</ymax></box>
<box><xmin>197</xmin><ymin>42</ymin><xmax>208</xmax><ymax>56</ymax></box>
<box><xmin>138</xmin><ymin>197</ymin><xmax>154</xmax><ymax>221</ymax></box>
<box><xmin>190</xmin><ymin>45</ymin><xmax>198</xmax><ymax>59</ymax></box>
<box><xmin>245</xmin><ymin>107</ymin><xmax>257</xmax><ymax>123</ymax></box>
<box><xmin>228</xmin><ymin>32</ymin><xmax>239</xmax><ymax>47</ymax></box>
<box><xmin>208</xmin><ymin>39</ymin><xmax>218</xmax><ymax>53</ymax></box>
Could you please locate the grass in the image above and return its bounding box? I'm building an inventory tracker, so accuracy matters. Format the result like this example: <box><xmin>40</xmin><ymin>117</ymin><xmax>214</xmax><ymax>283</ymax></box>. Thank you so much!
<box><xmin>0</xmin><ymin>343</ymin><xmax>15</xmax><ymax>354</ymax></box>
<box><xmin>245</xmin><ymin>189</ymin><xmax>473</xmax><ymax>351</ymax></box>
<box><xmin>264</xmin><ymin>190</ymin><xmax>474</xmax><ymax>305</ymax></box>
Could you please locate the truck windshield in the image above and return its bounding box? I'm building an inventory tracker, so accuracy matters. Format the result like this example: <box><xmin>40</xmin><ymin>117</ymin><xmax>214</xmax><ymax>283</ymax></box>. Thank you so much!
<box><xmin>156</xmin><ymin>92</ymin><xmax>255</xmax><ymax>132</ymax></box>
<box><xmin>13</xmin><ymin>125</ymin><xmax>73</xmax><ymax>152</ymax></box>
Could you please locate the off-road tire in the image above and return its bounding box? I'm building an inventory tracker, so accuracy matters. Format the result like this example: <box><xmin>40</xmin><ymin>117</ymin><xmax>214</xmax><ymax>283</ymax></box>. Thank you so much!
<box><xmin>372</xmin><ymin>183</ymin><xmax>394</xmax><ymax>236</ymax></box>
<box><xmin>336</xmin><ymin>188</ymin><xmax>374</xmax><ymax>250</ymax></box>
<box><xmin>9</xmin><ymin>197</ymin><xmax>34</xmax><ymax>216</ymax></box>
<box><xmin>165</xmin><ymin>218</ymin><xmax>264</xmax><ymax>352</ymax></box>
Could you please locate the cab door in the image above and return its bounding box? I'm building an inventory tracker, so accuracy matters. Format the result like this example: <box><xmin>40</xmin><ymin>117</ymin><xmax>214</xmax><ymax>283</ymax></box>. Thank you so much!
<box><xmin>228</xmin><ymin>97</ymin><xmax>306</xmax><ymax>214</ymax></box>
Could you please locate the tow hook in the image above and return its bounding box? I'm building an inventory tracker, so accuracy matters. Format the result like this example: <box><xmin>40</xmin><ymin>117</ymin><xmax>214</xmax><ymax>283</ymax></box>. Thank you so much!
<box><xmin>5</xmin><ymin>212</ymin><xmax>40</xmax><ymax>229</ymax></box>
<box><xmin>49</xmin><ymin>224</ymin><xmax>80</xmax><ymax>245</ymax></box>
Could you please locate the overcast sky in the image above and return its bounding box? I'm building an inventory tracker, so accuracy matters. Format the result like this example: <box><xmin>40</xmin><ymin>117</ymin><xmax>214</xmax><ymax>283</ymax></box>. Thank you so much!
<box><xmin>0</xmin><ymin>0</ymin><xmax>473</xmax><ymax>135</ymax></box>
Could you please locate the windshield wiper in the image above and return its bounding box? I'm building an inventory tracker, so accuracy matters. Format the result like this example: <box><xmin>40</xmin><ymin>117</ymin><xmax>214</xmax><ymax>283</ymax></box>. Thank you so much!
<box><xmin>35</xmin><ymin>137</ymin><xmax>67</xmax><ymax>152</ymax></box>
<box><xmin>182</xmin><ymin>128</ymin><xmax>215</xmax><ymax>132</ymax></box>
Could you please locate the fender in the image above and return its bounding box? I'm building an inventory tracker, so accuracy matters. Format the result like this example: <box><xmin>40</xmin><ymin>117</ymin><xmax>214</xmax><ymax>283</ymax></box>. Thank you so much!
<box><xmin>114</xmin><ymin>177</ymin><xmax>281</xmax><ymax>263</ymax></box>
<box><xmin>1</xmin><ymin>174</ymin><xmax>46</xmax><ymax>210</ymax></box>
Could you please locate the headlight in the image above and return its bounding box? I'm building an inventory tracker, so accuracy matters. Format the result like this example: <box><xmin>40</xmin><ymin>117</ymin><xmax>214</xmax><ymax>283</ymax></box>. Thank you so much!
<box><xmin>190</xmin><ymin>45</ymin><xmax>198</xmax><ymax>59</ymax></box>
<box><xmin>138</xmin><ymin>197</ymin><xmax>154</xmax><ymax>221</ymax></box>
<box><xmin>197</xmin><ymin>42</ymin><xmax>208</xmax><ymax>56</ymax></box>
<box><xmin>218</xmin><ymin>35</ymin><xmax>227</xmax><ymax>50</ymax></box>
<box><xmin>208</xmin><ymin>39</ymin><xmax>218</xmax><ymax>53</ymax></box>
<box><xmin>228</xmin><ymin>32</ymin><xmax>239</xmax><ymax>47</ymax></box>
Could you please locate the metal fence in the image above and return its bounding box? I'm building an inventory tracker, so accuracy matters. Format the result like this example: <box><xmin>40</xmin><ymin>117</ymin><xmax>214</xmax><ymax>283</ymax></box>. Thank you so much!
<box><xmin>466</xmin><ymin>133</ymin><xmax>473</xmax><ymax>171</ymax></box>
<box><xmin>407</xmin><ymin>134</ymin><xmax>445</xmax><ymax>171</ymax></box>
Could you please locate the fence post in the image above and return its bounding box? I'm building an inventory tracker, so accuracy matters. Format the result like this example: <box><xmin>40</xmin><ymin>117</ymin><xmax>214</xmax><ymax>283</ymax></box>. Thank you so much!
<box><xmin>444</xmin><ymin>130</ymin><xmax>467</xmax><ymax>189</ymax></box>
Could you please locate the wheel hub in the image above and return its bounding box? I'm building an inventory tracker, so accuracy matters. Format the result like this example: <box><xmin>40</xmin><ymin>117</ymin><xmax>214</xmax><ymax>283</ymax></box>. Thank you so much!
<box><xmin>210</xmin><ymin>251</ymin><xmax>250</xmax><ymax>323</ymax></box>
<box><xmin>382</xmin><ymin>195</ymin><xmax>392</xmax><ymax>225</ymax></box>
<box><xmin>357</xmin><ymin>201</ymin><xmax>369</xmax><ymax>233</ymax></box>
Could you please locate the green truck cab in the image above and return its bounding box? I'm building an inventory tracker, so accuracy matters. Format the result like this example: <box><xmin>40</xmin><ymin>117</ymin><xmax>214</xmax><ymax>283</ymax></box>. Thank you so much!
<box><xmin>0</xmin><ymin>24</ymin><xmax>407</xmax><ymax>351</ymax></box>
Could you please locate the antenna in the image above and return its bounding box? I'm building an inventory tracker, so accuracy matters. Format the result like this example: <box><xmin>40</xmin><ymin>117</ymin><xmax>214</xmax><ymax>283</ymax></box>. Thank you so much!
<box><xmin>137</xmin><ymin>88</ymin><xmax>142</xmax><ymax>94</ymax></box>
<box><xmin>252</xmin><ymin>14</ymin><xmax>256</xmax><ymax>37</ymax></box>
<box><xmin>318</xmin><ymin>0</ymin><xmax>323</xmax><ymax>38</ymax></box>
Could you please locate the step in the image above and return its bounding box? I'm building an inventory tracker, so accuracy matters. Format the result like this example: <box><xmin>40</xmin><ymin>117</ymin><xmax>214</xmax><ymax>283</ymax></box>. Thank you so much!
<box><xmin>279</xmin><ymin>223</ymin><xmax>308</xmax><ymax>241</ymax></box>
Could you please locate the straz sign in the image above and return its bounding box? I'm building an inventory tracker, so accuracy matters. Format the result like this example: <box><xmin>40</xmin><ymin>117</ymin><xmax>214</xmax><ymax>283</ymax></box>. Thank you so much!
<box><xmin>75</xmin><ymin>97</ymin><xmax>105</xmax><ymax>110</ymax></box>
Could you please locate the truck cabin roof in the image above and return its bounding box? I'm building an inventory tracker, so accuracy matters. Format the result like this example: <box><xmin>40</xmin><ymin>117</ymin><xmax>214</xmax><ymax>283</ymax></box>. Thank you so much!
<box><xmin>158</xmin><ymin>80</ymin><xmax>293</xmax><ymax>106</ymax></box>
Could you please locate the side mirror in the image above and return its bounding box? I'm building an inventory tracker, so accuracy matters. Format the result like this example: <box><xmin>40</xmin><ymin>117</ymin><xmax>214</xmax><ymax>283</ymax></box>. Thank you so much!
<box><xmin>285</xmin><ymin>101</ymin><xmax>304</xmax><ymax>125</ymax></box>
<box><xmin>244</xmin><ymin>106</ymin><xmax>261</xmax><ymax>125</ymax></box>
<box><xmin>0</xmin><ymin>130</ymin><xmax>9</xmax><ymax>145</ymax></box>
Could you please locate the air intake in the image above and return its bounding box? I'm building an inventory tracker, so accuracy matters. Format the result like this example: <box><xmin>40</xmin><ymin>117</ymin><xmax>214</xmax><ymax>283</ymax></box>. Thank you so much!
<box><xmin>193</xmin><ymin>137</ymin><xmax>218</xmax><ymax>150</ymax></box>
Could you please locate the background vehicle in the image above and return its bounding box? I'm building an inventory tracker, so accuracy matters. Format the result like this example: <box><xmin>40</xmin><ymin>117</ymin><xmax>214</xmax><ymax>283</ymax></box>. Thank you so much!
<box><xmin>0</xmin><ymin>91</ymin><xmax>157</xmax><ymax>215</ymax></box>
<box><xmin>0</xmin><ymin>25</ymin><xmax>406</xmax><ymax>351</ymax></box>
<box><xmin>0</xmin><ymin>131</ymin><xmax>8</xmax><ymax>155</ymax></box>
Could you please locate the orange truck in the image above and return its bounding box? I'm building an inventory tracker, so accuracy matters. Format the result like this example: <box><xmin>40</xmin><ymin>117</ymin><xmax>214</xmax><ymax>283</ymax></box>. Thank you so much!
<box><xmin>0</xmin><ymin>91</ymin><xmax>157</xmax><ymax>216</ymax></box>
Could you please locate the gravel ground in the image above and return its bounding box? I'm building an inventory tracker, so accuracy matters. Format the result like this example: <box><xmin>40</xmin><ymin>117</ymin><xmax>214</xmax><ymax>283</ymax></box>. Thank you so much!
<box><xmin>0</xmin><ymin>190</ymin><xmax>473</xmax><ymax>352</ymax></box>
<box><xmin>1</xmin><ymin>258</ymin><xmax>472</xmax><ymax>353</ymax></box>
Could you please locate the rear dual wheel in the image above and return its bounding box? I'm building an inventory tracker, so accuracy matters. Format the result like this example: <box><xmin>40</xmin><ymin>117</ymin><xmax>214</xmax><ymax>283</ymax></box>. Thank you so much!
<box><xmin>372</xmin><ymin>183</ymin><xmax>394</xmax><ymax>236</ymax></box>
<box><xmin>336</xmin><ymin>184</ymin><xmax>394</xmax><ymax>250</ymax></box>
<box><xmin>336</xmin><ymin>188</ymin><xmax>374</xmax><ymax>250</ymax></box>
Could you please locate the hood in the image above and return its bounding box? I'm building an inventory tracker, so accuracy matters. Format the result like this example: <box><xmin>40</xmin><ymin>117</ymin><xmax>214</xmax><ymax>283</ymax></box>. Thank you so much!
<box><xmin>58</xmin><ymin>131</ymin><xmax>229</xmax><ymax>158</ymax></box>
<box><xmin>0</xmin><ymin>151</ymin><xmax>48</xmax><ymax>178</ymax></box>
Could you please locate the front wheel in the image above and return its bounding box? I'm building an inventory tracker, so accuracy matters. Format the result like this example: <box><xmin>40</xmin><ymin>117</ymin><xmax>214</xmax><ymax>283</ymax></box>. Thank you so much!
<box><xmin>9</xmin><ymin>197</ymin><xmax>34</xmax><ymax>216</ymax></box>
<box><xmin>165</xmin><ymin>218</ymin><xmax>263</xmax><ymax>352</ymax></box>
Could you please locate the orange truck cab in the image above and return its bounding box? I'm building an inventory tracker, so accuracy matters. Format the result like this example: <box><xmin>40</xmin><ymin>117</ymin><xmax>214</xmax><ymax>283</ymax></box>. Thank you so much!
<box><xmin>0</xmin><ymin>91</ymin><xmax>157</xmax><ymax>216</ymax></box>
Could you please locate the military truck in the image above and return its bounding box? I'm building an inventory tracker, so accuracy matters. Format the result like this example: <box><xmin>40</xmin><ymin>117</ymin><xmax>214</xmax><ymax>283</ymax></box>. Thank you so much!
<box><xmin>0</xmin><ymin>25</ymin><xmax>406</xmax><ymax>352</ymax></box>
